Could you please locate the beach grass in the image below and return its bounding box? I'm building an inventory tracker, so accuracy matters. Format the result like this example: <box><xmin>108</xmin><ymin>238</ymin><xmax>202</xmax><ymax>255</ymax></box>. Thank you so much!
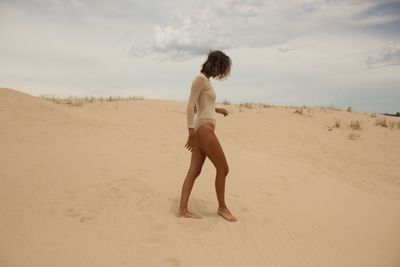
<box><xmin>40</xmin><ymin>95</ymin><xmax>144</xmax><ymax>107</ymax></box>
<box><xmin>350</xmin><ymin>120</ymin><xmax>362</xmax><ymax>130</ymax></box>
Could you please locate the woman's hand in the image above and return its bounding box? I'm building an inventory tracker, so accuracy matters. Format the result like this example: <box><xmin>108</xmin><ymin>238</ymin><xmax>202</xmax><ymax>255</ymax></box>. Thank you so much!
<box><xmin>185</xmin><ymin>135</ymin><xmax>195</xmax><ymax>152</ymax></box>
<box><xmin>216</xmin><ymin>108</ymin><xmax>229</xmax><ymax>117</ymax></box>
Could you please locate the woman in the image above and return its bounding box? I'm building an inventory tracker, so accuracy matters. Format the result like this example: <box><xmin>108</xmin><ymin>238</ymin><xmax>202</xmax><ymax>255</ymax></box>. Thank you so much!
<box><xmin>178</xmin><ymin>50</ymin><xmax>237</xmax><ymax>222</ymax></box>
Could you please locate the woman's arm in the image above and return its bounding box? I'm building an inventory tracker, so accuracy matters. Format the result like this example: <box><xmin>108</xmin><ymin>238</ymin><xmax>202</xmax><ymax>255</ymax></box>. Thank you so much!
<box><xmin>187</xmin><ymin>76</ymin><xmax>205</xmax><ymax>135</ymax></box>
<box><xmin>215</xmin><ymin>107</ymin><xmax>228</xmax><ymax>116</ymax></box>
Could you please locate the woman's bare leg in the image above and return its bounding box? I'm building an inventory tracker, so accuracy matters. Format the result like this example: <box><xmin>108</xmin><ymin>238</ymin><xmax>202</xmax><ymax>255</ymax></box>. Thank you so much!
<box><xmin>178</xmin><ymin>143</ymin><xmax>206</xmax><ymax>219</ymax></box>
<box><xmin>196</xmin><ymin>123</ymin><xmax>237</xmax><ymax>222</ymax></box>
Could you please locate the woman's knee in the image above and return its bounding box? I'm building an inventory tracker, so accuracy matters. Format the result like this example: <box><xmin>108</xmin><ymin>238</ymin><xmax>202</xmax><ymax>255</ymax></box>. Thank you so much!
<box><xmin>217</xmin><ymin>164</ymin><xmax>229</xmax><ymax>176</ymax></box>
<box><xmin>188</xmin><ymin>167</ymin><xmax>202</xmax><ymax>179</ymax></box>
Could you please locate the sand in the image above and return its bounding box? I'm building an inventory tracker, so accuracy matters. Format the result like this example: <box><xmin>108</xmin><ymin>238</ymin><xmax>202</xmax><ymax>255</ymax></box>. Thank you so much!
<box><xmin>1</xmin><ymin>87</ymin><xmax>399</xmax><ymax>266</ymax></box>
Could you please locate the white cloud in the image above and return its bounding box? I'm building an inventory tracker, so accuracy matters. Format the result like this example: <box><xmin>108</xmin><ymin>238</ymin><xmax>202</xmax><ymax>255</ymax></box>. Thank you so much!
<box><xmin>128</xmin><ymin>0</ymin><xmax>396</xmax><ymax>60</ymax></box>
<box><xmin>151</xmin><ymin>18</ymin><xmax>228</xmax><ymax>60</ymax></box>
<box><xmin>366</xmin><ymin>42</ymin><xmax>400</xmax><ymax>68</ymax></box>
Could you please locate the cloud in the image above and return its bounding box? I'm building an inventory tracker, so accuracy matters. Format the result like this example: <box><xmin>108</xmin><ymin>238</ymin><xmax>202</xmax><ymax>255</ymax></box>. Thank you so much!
<box><xmin>128</xmin><ymin>1</ymin><xmax>234</xmax><ymax>60</ymax></box>
<box><xmin>366</xmin><ymin>42</ymin><xmax>400</xmax><ymax>68</ymax></box>
<box><xmin>131</xmin><ymin>17</ymin><xmax>229</xmax><ymax>61</ymax></box>
<box><xmin>129</xmin><ymin>0</ymin><xmax>398</xmax><ymax>61</ymax></box>
<box><xmin>277</xmin><ymin>47</ymin><xmax>301</xmax><ymax>53</ymax></box>
<box><xmin>351</xmin><ymin>0</ymin><xmax>400</xmax><ymax>26</ymax></box>
<box><xmin>361</xmin><ymin>1</ymin><xmax>400</xmax><ymax>17</ymax></box>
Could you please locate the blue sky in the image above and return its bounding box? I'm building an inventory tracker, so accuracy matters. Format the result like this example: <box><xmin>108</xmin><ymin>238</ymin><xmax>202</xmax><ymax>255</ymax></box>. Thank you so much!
<box><xmin>0</xmin><ymin>0</ymin><xmax>399</xmax><ymax>113</ymax></box>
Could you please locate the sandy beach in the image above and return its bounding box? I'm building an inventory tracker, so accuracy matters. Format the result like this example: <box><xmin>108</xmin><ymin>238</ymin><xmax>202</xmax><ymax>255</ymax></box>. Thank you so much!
<box><xmin>1</xmin><ymin>87</ymin><xmax>400</xmax><ymax>267</ymax></box>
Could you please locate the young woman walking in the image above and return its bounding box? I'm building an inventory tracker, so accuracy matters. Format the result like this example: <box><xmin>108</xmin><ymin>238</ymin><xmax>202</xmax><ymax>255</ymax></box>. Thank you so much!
<box><xmin>178</xmin><ymin>50</ymin><xmax>237</xmax><ymax>222</ymax></box>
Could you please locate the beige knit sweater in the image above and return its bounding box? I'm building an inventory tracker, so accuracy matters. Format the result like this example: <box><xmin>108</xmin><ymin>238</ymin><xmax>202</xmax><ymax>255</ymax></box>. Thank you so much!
<box><xmin>186</xmin><ymin>73</ymin><xmax>217</xmax><ymax>128</ymax></box>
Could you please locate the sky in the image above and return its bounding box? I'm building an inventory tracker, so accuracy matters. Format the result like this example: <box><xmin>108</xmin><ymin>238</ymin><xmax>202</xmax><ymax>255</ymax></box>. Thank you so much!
<box><xmin>0</xmin><ymin>0</ymin><xmax>399</xmax><ymax>113</ymax></box>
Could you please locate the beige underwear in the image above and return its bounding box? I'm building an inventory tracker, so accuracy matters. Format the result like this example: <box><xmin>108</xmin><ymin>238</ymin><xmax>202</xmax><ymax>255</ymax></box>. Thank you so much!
<box><xmin>194</xmin><ymin>118</ymin><xmax>217</xmax><ymax>133</ymax></box>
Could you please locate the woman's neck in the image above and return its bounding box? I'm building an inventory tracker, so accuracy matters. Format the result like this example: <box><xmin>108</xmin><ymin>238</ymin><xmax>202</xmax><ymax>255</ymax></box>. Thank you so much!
<box><xmin>201</xmin><ymin>72</ymin><xmax>210</xmax><ymax>80</ymax></box>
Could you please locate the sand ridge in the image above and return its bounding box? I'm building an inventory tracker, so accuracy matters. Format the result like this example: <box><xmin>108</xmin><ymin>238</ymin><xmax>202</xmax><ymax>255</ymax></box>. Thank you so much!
<box><xmin>1</xmin><ymin>87</ymin><xmax>400</xmax><ymax>266</ymax></box>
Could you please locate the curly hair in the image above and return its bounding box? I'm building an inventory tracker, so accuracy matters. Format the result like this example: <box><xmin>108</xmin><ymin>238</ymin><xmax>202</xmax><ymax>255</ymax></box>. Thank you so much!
<box><xmin>200</xmin><ymin>50</ymin><xmax>232</xmax><ymax>80</ymax></box>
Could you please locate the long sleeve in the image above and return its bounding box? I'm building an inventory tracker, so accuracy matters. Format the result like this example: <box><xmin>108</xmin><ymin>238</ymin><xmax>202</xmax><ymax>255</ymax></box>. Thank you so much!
<box><xmin>186</xmin><ymin>76</ymin><xmax>205</xmax><ymax>128</ymax></box>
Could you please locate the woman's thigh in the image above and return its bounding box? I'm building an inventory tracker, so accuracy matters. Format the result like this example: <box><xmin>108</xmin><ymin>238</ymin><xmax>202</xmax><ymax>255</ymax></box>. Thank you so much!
<box><xmin>195</xmin><ymin>123</ymin><xmax>228</xmax><ymax>171</ymax></box>
<box><xmin>188</xmin><ymin>146</ymin><xmax>206</xmax><ymax>176</ymax></box>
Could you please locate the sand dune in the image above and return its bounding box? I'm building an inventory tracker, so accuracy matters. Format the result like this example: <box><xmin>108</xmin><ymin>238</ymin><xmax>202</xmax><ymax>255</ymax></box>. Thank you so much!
<box><xmin>1</xmin><ymin>87</ymin><xmax>399</xmax><ymax>266</ymax></box>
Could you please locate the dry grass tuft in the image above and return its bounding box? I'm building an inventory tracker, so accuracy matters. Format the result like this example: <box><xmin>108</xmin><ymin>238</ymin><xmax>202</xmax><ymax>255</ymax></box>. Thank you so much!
<box><xmin>239</xmin><ymin>102</ymin><xmax>254</xmax><ymax>109</ymax></box>
<box><xmin>319</xmin><ymin>105</ymin><xmax>342</xmax><ymax>112</ymax></box>
<box><xmin>260</xmin><ymin>103</ymin><xmax>271</xmax><ymax>108</ymax></box>
<box><xmin>374</xmin><ymin>118</ymin><xmax>400</xmax><ymax>130</ymax></box>
<box><xmin>375</xmin><ymin>118</ymin><xmax>388</xmax><ymax>128</ymax></box>
<box><xmin>388</xmin><ymin>120</ymin><xmax>396</xmax><ymax>130</ymax></box>
<box><xmin>350</xmin><ymin>120</ymin><xmax>362</xmax><ymax>130</ymax></box>
<box><xmin>293</xmin><ymin>106</ymin><xmax>314</xmax><ymax>117</ymax></box>
<box><xmin>40</xmin><ymin>95</ymin><xmax>144</xmax><ymax>107</ymax></box>
<box><xmin>235</xmin><ymin>101</ymin><xmax>272</xmax><ymax>112</ymax></box>
<box><xmin>327</xmin><ymin>119</ymin><xmax>341</xmax><ymax>131</ymax></box>
<box><xmin>294</xmin><ymin>108</ymin><xmax>303</xmax><ymax>115</ymax></box>
<box><xmin>348</xmin><ymin>133</ymin><xmax>360</xmax><ymax>140</ymax></box>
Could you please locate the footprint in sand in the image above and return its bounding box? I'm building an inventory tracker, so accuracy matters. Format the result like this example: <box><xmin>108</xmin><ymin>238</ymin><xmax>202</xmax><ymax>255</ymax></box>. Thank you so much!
<box><xmin>66</xmin><ymin>206</ymin><xmax>98</xmax><ymax>221</ymax></box>
<box><xmin>79</xmin><ymin>215</ymin><xmax>95</xmax><ymax>222</ymax></box>
<box><xmin>278</xmin><ymin>175</ymin><xmax>291</xmax><ymax>192</ymax></box>
<box><xmin>142</xmin><ymin>235</ymin><xmax>162</xmax><ymax>245</ymax></box>
<box><xmin>164</xmin><ymin>257</ymin><xmax>182</xmax><ymax>267</ymax></box>
<box><xmin>135</xmin><ymin>168</ymin><xmax>148</xmax><ymax>177</ymax></box>
<box><xmin>27</xmin><ymin>163</ymin><xmax>44</xmax><ymax>172</ymax></box>
<box><xmin>264</xmin><ymin>191</ymin><xmax>276</xmax><ymax>203</ymax></box>
<box><xmin>256</xmin><ymin>188</ymin><xmax>276</xmax><ymax>204</ymax></box>
<box><xmin>65</xmin><ymin>177</ymin><xmax>154</xmax><ymax>222</ymax></box>
<box><xmin>153</xmin><ymin>224</ymin><xmax>168</xmax><ymax>232</ymax></box>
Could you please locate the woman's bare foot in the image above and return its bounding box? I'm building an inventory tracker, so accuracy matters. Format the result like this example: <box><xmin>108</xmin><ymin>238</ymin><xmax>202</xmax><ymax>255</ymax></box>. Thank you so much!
<box><xmin>217</xmin><ymin>207</ymin><xmax>237</xmax><ymax>222</ymax></box>
<box><xmin>178</xmin><ymin>210</ymin><xmax>202</xmax><ymax>219</ymax></box>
